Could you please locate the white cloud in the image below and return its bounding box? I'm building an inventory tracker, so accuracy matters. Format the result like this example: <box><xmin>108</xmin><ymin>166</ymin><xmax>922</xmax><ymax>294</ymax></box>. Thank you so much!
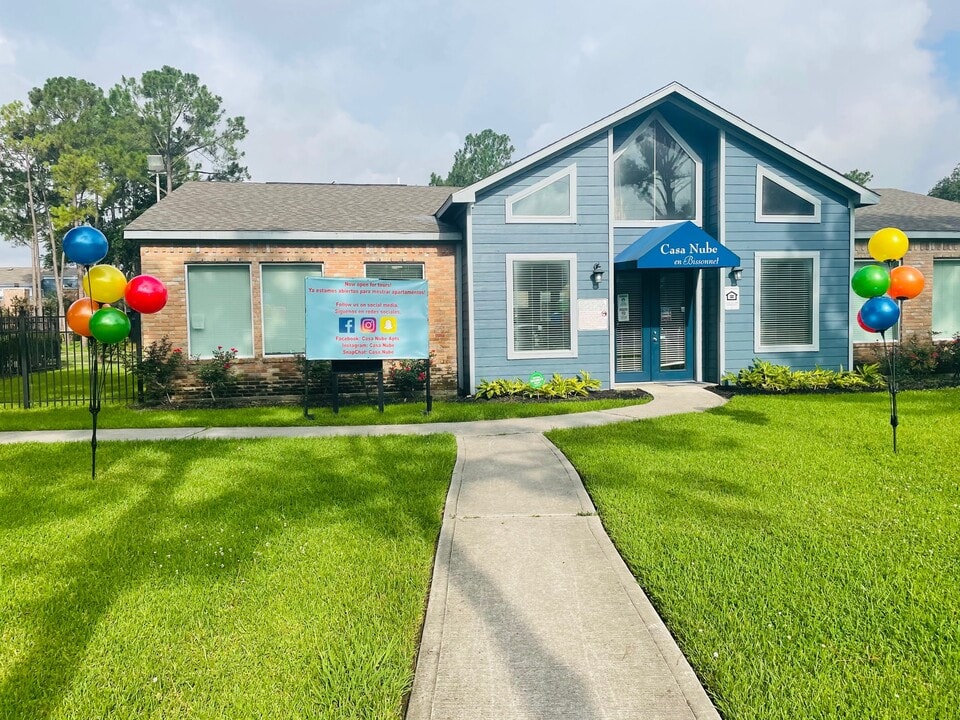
<box><xmin>0</xmin><ymin>0</ymin><xmax>958</xmax><ymax>194</ymax></box>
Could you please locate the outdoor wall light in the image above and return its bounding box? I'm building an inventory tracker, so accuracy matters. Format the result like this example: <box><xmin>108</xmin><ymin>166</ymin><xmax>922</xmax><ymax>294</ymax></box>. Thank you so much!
<box><xmin>590</xmin><ymin>263</ymin><xmax>605</xmax><ymax>288</ymax></box>
<box><xmin>729</xmin><ymin>266</ymin><xmax>743</xmax><ymax>285</ymax></box>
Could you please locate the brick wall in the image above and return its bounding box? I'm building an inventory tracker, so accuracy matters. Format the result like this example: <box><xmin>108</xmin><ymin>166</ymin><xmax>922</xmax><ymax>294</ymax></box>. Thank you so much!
<box><xmin>138</xmin><ymin>241</ymin><xmax>460</xmax><ymax>397</ymax></box>
<box><xmin>853</xmin><ymin>238</ymin><xmax>960</xmax><ymax>364</ymax></box>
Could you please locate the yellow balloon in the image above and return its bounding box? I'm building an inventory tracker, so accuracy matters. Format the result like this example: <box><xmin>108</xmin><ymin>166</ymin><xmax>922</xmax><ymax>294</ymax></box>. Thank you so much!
<box><xmin>82</xmin><ymin>264</ymin><xmax>127</xmax><ymax>303</ymax></box>
<box><xmin>867</xmin><ymin>227</ymin><xmax>909</xmax><ymax>263</ymax></box>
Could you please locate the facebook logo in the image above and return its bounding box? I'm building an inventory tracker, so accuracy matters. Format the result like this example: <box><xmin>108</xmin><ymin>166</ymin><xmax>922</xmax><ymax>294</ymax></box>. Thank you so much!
<box><xmin>339</xmin><ymin>317</ymin><xmax>356</xmax><ymax>333</ymax></box>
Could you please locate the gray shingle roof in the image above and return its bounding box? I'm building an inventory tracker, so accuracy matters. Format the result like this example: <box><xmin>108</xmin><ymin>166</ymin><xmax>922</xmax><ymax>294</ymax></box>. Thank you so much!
<box><xmin>856</xmin><ymin>188</ymin><xmax>960</xmax><ymax>234</ymax></box>
<box><xmin>125</xmin><ymin>182</ymin><xmax>458</xmax><ymax>234</ymax></box>
<box><xmin>0</xmin><ymin>267</ymin><xmax>32</xmax><ymax>287</ymax></box>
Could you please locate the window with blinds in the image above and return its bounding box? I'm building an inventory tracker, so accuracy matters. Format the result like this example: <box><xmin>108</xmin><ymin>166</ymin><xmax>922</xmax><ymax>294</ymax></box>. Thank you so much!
<box><xmin>507</xmin><ymin>256</ymin><xmax>576</xmax><ymax>358</ymax></box>
<box><xmin>365</xmin><ymin>263</ymin><xmax>424</xmax><ymax>280</ymax></box>
<box><xmin>186</xmin><ymin>264</ymin><xmax>254</xmax><ymax>358</ymax></box>
<box><xmin>933</xmin><ymin>260</ymin><xmax>960</xmax><ymax>337</ymax></box>
<box><xmin>756</xmin><ymin>254</ymin><xmax>819</xmax><ymax>352</ymax></box>
<box><xmin>261</xmin><ymin>264</ymin><xmax>324</xmax><ymax>355</ymax></box>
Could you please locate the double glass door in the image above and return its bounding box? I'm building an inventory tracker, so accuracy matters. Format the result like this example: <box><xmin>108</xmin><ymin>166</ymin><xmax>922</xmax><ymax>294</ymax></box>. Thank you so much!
<box><xmin>614</xmin><ymin>269</ymin><xmax>694</xmax><ymax>382</ymax></box>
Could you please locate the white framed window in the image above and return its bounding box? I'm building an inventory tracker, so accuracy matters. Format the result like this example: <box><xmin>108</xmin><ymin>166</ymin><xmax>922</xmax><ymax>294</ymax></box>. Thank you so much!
<box><xmin>506</xmin><ymin>253</ymin><xmax>578</xmax><ymax>359</ymax></box>
<box><xmin>186</xmin><ymin>264</ymin><xmax>254</xmax><ymax>358</ymax></box>
<box><xmin>261</xmin><ymin>263</ymin><xmax>324</xmax><ymax>356</ymax></box>
<box><xmin>849</xmin><ymin>260</ymin><xmax>898</xmax><ymax>343</ymax></box>
<box><xmin>365</xmin><ymin>262</ymin><xmax>425</xmax><ymax>280</ymax></box>
<box><xmin>505</xmin><ymin>164</ymin><xmax>577</xmax><ymax>223</ymax></box>
<box><xmin>613</xmin><ymin>112</ymin><xmax>701</xmax><ymax>226</ymax></box>
<box><xmin>755</xmin><ymin>252</ymin><xmax>820</xmax><ymax>353</ymax></box>
<box><xmin>933</xmin><ymin>259</ymin><xmax>960</xmax><ymax>338</ymax></box>
<box><xmin>755</xmin><ymin>166</ymin><xmax>821</xmax><ymax>223</ymax></box>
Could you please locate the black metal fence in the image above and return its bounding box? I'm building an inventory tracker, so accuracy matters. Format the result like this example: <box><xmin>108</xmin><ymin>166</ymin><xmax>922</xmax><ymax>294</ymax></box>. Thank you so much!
<box><xmin>0</xmin><ymin>310</ymin><xmax>139</xmax><ymax>409</ymax></box>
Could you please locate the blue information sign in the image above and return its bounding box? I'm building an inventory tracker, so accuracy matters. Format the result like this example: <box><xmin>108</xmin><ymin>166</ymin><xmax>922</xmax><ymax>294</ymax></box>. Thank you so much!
<box><xmin>304</xmin><ymin>277</ymin><xmax>429</xmax><ymax>360</ymax></box>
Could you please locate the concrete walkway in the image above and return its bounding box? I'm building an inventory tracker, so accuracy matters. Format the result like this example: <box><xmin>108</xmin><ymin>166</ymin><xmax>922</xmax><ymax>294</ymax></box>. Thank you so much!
<box><xmin>406</xmin><ymin>385</ymin><xmax>724</xmax><ymax>720</ymax></box>
<box><xmin>0</xmin><ymin>383</ymin><xmax>726</xmax><ymax>719</ymax></box>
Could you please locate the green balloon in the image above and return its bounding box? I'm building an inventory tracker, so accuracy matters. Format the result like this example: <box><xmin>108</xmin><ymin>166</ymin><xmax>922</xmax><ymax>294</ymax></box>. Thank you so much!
<box><xmin>89</xmin><ymin>307</ymin><xmax>131</xmax><ymax>344</ymax></box>
<box><xmin>851</xmin><ymin>264</ymin><xmax>890</xmax><ymax>298</ymax></box>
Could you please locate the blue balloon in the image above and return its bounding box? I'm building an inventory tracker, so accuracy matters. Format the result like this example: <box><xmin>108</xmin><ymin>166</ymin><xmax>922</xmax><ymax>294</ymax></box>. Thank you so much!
<box><xmin>860</xmin><ymin>296</ymin><xmax>900</xmax><ymax>333</ymax></box>
<box><xmin>63</xmin><ymin>225</ymin><xmax>108</xmax><ymax>265</ymax></box>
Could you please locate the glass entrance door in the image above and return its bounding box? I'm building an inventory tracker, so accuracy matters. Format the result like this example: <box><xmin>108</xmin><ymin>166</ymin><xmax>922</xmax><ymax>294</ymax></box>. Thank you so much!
<box><xmin>614</xmin><ymin>269</ymin><xmax>694</xmax><ymax>382</ymax></box>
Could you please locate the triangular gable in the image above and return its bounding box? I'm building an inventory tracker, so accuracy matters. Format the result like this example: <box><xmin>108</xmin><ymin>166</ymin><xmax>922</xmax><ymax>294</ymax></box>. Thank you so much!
<box><xmin>444</xmin><ymin>82</ymin><xmax>879</xmax><ymax>210</ymax></box>
<box><xmin>614</xmin><ymin>222</ymin><xmax>740</xmax><ymax>269</ymax></box>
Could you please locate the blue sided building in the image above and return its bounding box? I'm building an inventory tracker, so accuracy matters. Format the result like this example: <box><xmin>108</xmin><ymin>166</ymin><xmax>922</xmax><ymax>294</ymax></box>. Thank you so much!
<box><xmin>437</xmin><ymin>82</ymin><xmax>879</xmax><ymax>391</ymax></box>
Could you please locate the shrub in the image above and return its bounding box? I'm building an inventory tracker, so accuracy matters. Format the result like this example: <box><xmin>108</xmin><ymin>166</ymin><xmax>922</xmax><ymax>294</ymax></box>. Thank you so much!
<box><xmin>387</xmin><ymin>355</ymin><xmax>432</xmax><ymax>397</ymax></box>
<box><xmin>884</xmin><ymin>333</ymin><xmax>940</xmax><ymax>378</ymax></box>
<box><xmin>193</xmin><ymin>346</ymin><xmax>240</xmax><ymax>399</ymax></box>
<box><xmin>125</xmin><ymin>336</ymin><xmax>184</xmax><ymax>404</ymax></box>
<box><xmin>937</xmin><ymin>333</ymin><xmax>960</xmax><ymax>380</ymax></box>
<box><xmin>476</xmin><ymin>370</ymin><xmax>601</xmax><ymax>400</ymax></box>
<box><xmin>722</xmin><ymin>360</ymin><xmax>886</xmax><ymax>392</ymax></box>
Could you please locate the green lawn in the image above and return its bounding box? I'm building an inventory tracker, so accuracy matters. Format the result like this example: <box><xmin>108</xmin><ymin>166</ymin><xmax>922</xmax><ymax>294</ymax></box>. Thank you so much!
<box><xmin>0</xmin><ymin>435</ymin><xmax>456</xmax><ymax>719</ymax></box>
<box><xmin>549</xmin><ymin>389</ymin><xmax>960</xmax><ymax>720</ymax></box>
<box><xmin>0</xmin><ymin>394</ymin><xmax>649</xmax><ymax>431</ymax></box>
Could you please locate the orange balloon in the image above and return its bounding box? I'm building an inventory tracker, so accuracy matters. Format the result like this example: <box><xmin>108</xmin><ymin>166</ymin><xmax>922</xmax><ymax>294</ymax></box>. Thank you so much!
<box><xmin>888</xmin><ymin>265</ymin><xmax>925</xmax><ymax>300</ymax></box>
<box><xmin>66</xmin><ymin>298</ymin><xmax>100</xmax><ymax>337</ymax></box>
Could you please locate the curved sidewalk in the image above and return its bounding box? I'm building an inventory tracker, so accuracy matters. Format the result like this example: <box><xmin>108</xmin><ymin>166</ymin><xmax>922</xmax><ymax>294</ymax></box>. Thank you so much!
<box><xmin>0</xmin><ymin>383</ymin><xmax>723</xmax><ymax>444</ymax></box>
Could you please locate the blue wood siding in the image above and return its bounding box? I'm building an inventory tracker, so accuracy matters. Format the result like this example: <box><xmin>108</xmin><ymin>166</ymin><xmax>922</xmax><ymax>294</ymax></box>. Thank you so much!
<box><xmin>722</xmin><ymin>134</ymin><xmax>852</xmax><ymax>372</ymax></box>
<box><xmin>471</xmin><ymin>134</ymin><xmax>610</xmax><ymax>385</ymax></box>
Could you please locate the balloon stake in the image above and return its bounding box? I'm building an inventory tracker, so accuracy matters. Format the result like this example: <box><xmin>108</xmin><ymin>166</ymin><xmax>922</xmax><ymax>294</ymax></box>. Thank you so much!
<box><xmin>881</xmin><ymin>330</ymin><xmax>899</xmax><ymax>454</ymax></box>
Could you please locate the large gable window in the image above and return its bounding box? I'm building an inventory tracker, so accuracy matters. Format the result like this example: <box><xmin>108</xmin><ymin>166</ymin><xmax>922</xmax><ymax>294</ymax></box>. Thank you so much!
<box><xmin>506</xmin><ymin>254</ymin><xmax>578</xmax><ymax>359</ymax></box>
<box><xmin>614</xmin><ymin>113</ymin><xmax>700</xmax><ymax>224</ymax></box>
<box><xmin>755</xmin><ymin>252</ymin><xmax>820</xmax><ymax>352</ymax></box>
<box><xmin>187</xmin><ymin>264</ymin><xmax>254</xmax><ymax>358</ymax></box>
<box><xmin>756</xmin><ymin>166</ymin><xmax>821</xmax><ymax>223</ymax></box>
<box><xmin>261</xmin><ymin>263</ymin><xmax>324</xmax><ymax>355</ymax></box>
<box><xmin>506</xmin><ymin>165</ymin><xmax>577</xmax><ymax>223</ymax></box>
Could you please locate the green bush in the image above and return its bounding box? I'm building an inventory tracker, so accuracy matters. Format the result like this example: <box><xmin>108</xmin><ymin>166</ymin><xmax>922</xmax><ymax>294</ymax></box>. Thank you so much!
<box><xmin>477</xmin><ymin>370</ymin><xmax>602</xmax><ymax>399</ymax></box>
<box><xmin>722</xmin><ymin>360</ymin><xmax>886</xmax><ymax>392</ymax></box>
<box><xmin>124</xmin><ymin>336</ymin><xmax>185</xmax><ymax>405</ymax></box>
<box><xmin>937</xmin><ymin>334</ymin><xmax>960</xmax><ymax>380</ymax></box>
<box><xmin>193</xmin><ymin>346</ymin><xmax>240</xmax><ymax>399</ymax></box>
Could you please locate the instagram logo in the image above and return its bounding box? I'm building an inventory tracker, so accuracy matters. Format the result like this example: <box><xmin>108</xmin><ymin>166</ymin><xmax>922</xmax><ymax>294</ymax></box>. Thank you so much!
<box><xmin>359</xmin><ymin>317</ymin><xmax>377</xmax><ymax>333</ymax></box>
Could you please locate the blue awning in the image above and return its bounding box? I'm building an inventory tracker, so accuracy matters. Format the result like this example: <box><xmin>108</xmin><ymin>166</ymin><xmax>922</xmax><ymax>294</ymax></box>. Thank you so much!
<box><xmin>615</xmin><ymin>221</ymin><xmax>740</xmax><ymax>269</ymax></box>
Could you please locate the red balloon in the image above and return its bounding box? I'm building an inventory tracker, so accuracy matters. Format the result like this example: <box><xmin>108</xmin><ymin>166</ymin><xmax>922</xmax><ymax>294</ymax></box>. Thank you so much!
<box><xmin>887</xmin><ymin>265</ymin><xmax>924</xmax><ymax>300</ymax></box>
<box><xmin>66</xmin><ymin>298</ymin><xmax>100</xmax><ymax>337</ymax></box>
<box><xmin>124</xmin><ymin>274</ymin><xmax>168</xmax><ymax>314</ymax></box>
<box><xmin>857</xmin><ymin>310</ymin><xmax>877</xmax><ymax>333</ymax></box>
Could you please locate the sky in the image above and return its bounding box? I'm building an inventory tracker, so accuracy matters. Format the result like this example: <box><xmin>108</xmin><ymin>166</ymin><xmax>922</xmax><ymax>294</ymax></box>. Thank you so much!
<box><xmin>2</xmin><ymin>0</ymin><xmax>960</xmax><ymax>264</ymax></box>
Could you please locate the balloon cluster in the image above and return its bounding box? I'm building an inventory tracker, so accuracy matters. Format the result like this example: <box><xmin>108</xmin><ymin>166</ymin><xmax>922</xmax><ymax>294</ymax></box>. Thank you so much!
<box><xmin>62</xmin><ymin>225</ymin><xmax>168</xmax><ymax>342</ymax></box>
<box><xmin>851</xmin><ymin>227</ymin><xmax>924</xmax><ymax>333</ymax></box>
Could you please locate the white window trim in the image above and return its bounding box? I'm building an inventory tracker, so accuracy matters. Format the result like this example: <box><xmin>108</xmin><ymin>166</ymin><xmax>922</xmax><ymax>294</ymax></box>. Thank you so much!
<box><xmin>612</xmin><ymin>111</ymin><xmax>703</xmax><ymax>228</ymax></box>
<box><xmin>363</xmin><ymin>262</ymin><xmax>425</xmax><ymax>279</ymax></box>
<box><xmin>259</xmin><ymin>262</ymin><xmax>324</xmax><ymax>357</ymax></box>
<box><xmin>505</xmin><ymin>253</ymin><xmax>579</xmax><ymax>360</ymax></box>
<box><xmin>184</xmin><ymin>263</ymin><xmax>255</xmax><ymax>359</ymax></box>
<box><xmin>755</xmin><ymin>166</ymin><xmax>821</xmax><ymax>224</ymax></box>
<box><xmin>754</xmin><ymin>251</ymin><xmax>820</xmax><ymax>353</ymax></box>
<box><xmin>505</xmin><ymin>164</ymin><xmax>578</xmax><ymax>224</ymax></box>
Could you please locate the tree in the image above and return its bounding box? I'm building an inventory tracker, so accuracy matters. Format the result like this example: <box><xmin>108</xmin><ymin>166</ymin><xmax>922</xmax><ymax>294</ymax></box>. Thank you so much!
<box><xmin>929</xmin><ymin>163</ymin><xmax>960</xmax><ymax>203</ymax></box>
<box><xmin>430</xmin><ymin>129</ymin><xmax>514</xmax><ymax>187</ymax></box>
<box><xmin>844</xmin><ymin>169</ymin><xmax>873</xmax><ymax>186</ymax></box>
<box><xmin>110</xmin><ymin>66</ymin><xmax>249</xmax><ymax>195</ymax></box>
